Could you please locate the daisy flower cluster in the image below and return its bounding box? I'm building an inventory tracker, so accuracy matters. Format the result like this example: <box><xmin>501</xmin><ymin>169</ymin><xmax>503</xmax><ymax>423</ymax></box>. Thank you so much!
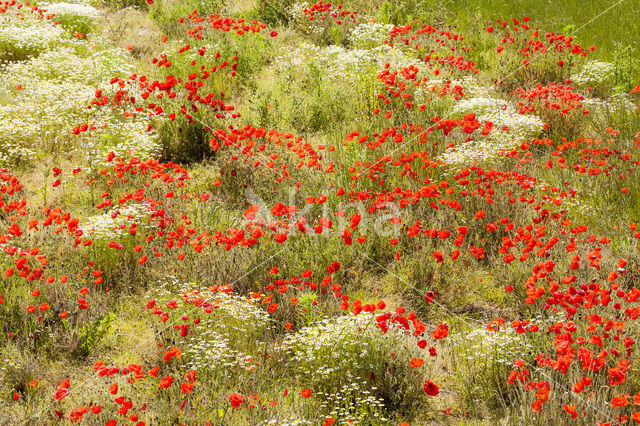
<box><xmin>79</xmin><ymin>203</ymin><xmax>152</xmax><ymax>241</ymax></box>
<box><xmin>262</xmin><ymin>418</ymin><xmax>313</xmax><ymax>426</ymax></box>
<box><xmin>40</xmin><ymin>2</ymin><xmax>100</xmax><ymax>19</ymax></box>
<box><xmin>349</xmin><ymin>22</ymin><xmax>393</xmax><ymax>49</ymax></box>
<box><xmin>455</xmin><ymin>312</ymin><xmax>564</xmax><ymax>366</ymax></box>
<box><xmin>582</xmin><ymin>92</ymin><xmax>636</xmax><ymax>116</ymax></box>
<box><xmin>0</xmin><ymin>11</ymin><xmax>65</xmax><ymax>61</ymax></box>
<box><xmin>84</xmin><ymin>120</ymin><xmax>162</xmax><ymax>168</ymax></box>
<box><xmin>270</xmin><ymin>40</ymin><xmax>428</xmax><ymax>99</ymax></box>
<box><xmin>317</xmin><ymin>375</ymin><xmax>388</xmax><ymax>424</ymax></box>
<box><xmin>0</xmin><ymin>44</ymin><xmax>134</xmax><ymax>165</ymax></box>
<box><xmin>282</xmin><ymin>314</ymin><xmax>382</xmax><ymax>381</ymax></box>
<box><xmin>40</xmin><ymin>1</ymin><xmax>100</xmax><ymax>33</ymax></box>
<box><xmin>271</xmin><ymin>42</ymin><xmax>381</xmax><ymax>81</ymax></box>
<box><xmin>281</xmin><ymin>313</ymin><xmax>419</xmax><ymax>389</ymax></box>
<box><xmin>572</xmin><ymin>60</ymin><xmax>615</xmax><ymax>89</ymax></box>
<box><xmin>148</xmin><ymin>281</ymin><xmax>271</xmax><ymax>375</ymax></box>
<box><xmin>458</xmin><ymin>325</ymin><xmax>533</xmax><ymax>366</ymax></box>
<box><xmin>440</xmin><ymin>95</ymin><xmax>544</xmax><ymax>165</ymax></box>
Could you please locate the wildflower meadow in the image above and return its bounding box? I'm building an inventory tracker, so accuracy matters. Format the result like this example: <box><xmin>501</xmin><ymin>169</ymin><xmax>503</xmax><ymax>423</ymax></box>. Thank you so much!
<box><xmin>2</xmin><ymin>0</ymin><xmax>640</xmax><ymax>424</ymax></box>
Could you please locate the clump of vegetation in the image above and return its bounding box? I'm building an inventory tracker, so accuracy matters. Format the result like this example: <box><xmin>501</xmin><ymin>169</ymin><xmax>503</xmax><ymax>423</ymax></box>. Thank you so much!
<box><xmin>2</xmin><ymin>0</ymin><xmax>640</xmax><ymax>424</ymax></box>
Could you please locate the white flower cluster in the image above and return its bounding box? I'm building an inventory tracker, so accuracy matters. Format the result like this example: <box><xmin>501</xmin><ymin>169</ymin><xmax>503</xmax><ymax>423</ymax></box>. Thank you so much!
<box><xmin>40</xmin><ymin>2</ymin><xmax>100</xmax><ymax>19</ymax></box>
<box><xmin>279</xmin><ymin>313</ymin><xmax>400</xmax><ymax>424</ymax></box>
<box><xmin>287</xmin><ymin>1</ymin><xmax>310</xmax><ymax>30</ymax></box>
<box><xmin>349</xmin><ymin>22</ymin><xmax>393</xmax><ymax>49</ymax></box>
<box><xmin>273</xmin><ymin>42</ymin><xmax>380</xmax><ymax>76</ymax></box>
<box><xmin>440</xmin><ymin>95</ymin><xmax>544</xmax><ymax>166</ymax></box>
<box><xmin>182</xmin><ymin>327</ymin><xmax>252</xmax><ymax>374</ymax></box>
<box><xmin>0</xmin><ymin>138</ymin><xmax>37</xmax><ymax>167</ymax></box>
<box><xmin>149</xmin><ymin>282</ymin><xmax>271</xmax><ymax>375</ymax></box>
<box><xmin>0</xmin><ymin>80</ymin><xmax>94</xmax><ymax>140</ymax></box>
<box><xmin>79</xmin><ymin>203</ymin><xmax>151</xmax><ymax>240</ymax></box>
<box><xmin>483</xmin><ymin>108</ymin><xmax>545</xmax><ymax>143</ymax></box>
<box><xmin>281</xmin><ymin>313</ymin><xmax>413</xmax><ymax>386</ymax></box>
<box><xmin>85</xmin><ymin>121</ymin><xmax>162</xmax><ymax>168</ymax></box>
<box><xmin>202</xmin><ymin>290</ymin><xmax>271</xmax><ymax>334</ymax></box>
<box><xmin>0</xmin><ymin>14</ymin><xmax>65</xmax><ymax>61</ymax></box>
<box><xmin>271</xmin><ymin>41</ymin><xmax>427</xmax><ymax>93</ymax></box>
<box><xmin>572</xmin><ymin>60</ymin><xmax>615</xmax><ymax>88</ymax></box>
<box><xmin>454</xmin><ymin>312</ymin><xmax>563</xmax><ymax>366</ymax></box>
<box><xmin>457</xmin><ymin>76</ymin><xmax>488</xmax><ymax>98</ymax></box>
<box><xmin>262</xmin><ymin>419</ymin><xmax>313</xmax><ymax>426</ymax></box>
<box><xmin>582</xmin><ymin>92</ymin><xmax>636</xmax><ymax>115</ymax></box>
<box><xmin>282</xmin><ymin>313</ymin><xmax>377</xmax><ymax>375</ymax></box>
<box><xmin>317</xmin><ymin>376</ymin><xmax>388</xmax><ymax>424</ymax></box>
<box><xmin>0</xmin><ymin>45</ymin><xmax>136</xmax><ymax>165</ymax></box>
<box><xmin>460</xmin><ymin>326</ymin><xmax>533</xmax><ymax>366</ymax></box>
<box><xmin>1</xmin><ymin>45</ymin><xmax>132</xmax><ymax>87</ymax></box>
<box><xmin>452</xmin><ymin>96</ymin><xmax>505</xmax><ymax>117</ymax></box>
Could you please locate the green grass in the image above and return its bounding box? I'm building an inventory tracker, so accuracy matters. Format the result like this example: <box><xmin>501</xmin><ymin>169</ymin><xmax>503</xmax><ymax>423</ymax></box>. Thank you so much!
<box><xmin>435</xmin><ymin>0</ymin><xmax>640</xmax><ymax>61</ymax></box>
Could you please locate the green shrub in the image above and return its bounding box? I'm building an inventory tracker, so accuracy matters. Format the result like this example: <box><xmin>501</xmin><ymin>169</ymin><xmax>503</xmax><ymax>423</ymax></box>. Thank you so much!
<box><xmin>159</xmin><ymin>119</ymin><xmax>216</xmax><ymax>163</ymax></box>
<box><xmin>75</xmin><ymin>312</ymin><xmax>115</xmax><ymax>357</ymax></box>
<box><xmin>257</xmin><ymin>0</ymin><xmax>294</xmax><ymax>26</ymax></box>
<box><xmin>282</xmin><ymin>313</ymin><xmax>429</xmax><ymax>418</ymax></box>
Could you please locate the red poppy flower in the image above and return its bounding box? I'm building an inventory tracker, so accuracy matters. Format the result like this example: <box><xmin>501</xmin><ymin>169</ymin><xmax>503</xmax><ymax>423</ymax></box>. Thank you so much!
<box><xmin>228</xmin><ymin>393</ymin><xmax>244</xmax><ymax>408</ymax></box>
<box><xmin>424</xmin><ymin>380</ymin><xmax>439</xmax><ymax>396</ymax></box>
<box><xmin>410</xmin><ymin>358</ymin><xmax>424</xmax><ymax>367</ymax></box>
<box><xmin>158</xmin><ymin>375</ymin><xmax>173</xmax><ymax>389</ymax></box>
<box><xmin>431</xmin><ymin>322</ymin><xmax>449</xmax><ymax>339</ymax></box>
<box><xmin>164</xmin><ymin>346</ymin><xmax>182</xmax><ymax>362</ymax></box>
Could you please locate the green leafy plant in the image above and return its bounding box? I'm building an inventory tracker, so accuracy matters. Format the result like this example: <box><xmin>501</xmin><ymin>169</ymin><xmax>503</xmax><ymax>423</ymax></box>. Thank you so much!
<box><xmin>297</xmin><ymin>293</ymin><xmax>318</xmax><ymax>326</ymax></box>
<box><xmin>258</xmin><ymin>0</ymin><xmax>294</xmax><ymax>25</ymax></box>
<box><xmin>613</xmin><ymin>43</ymin><xmax>636</xmax><ymax>92</ymax></box>
<box><xmin>75</xmin><ymin>313</ymin><xmax>115</xmax><ymax>357</ymax></box>
<box><xmin>330</xmin><ymin>26</ymin><xmax>342</xmax><ymax>46</ymax></box>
